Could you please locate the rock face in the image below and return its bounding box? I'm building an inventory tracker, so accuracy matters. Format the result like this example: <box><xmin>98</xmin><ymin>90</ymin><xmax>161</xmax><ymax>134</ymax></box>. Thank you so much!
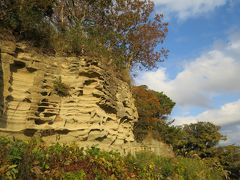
<box><xmin>0</xmin><ymin>39</ymin><xmax>138</xmax><ymax>149</ymax></box>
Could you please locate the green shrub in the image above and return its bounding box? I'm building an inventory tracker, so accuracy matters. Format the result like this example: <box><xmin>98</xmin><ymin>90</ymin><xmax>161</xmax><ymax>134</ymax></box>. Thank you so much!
<box><xmin>8</xmin><ymin>139</ymin><xmax>27</xmax><ymax>164</ymax></box>
<box><xmin>0</xmin><ymin>137</ymin><xmax>20</xmax><ymax>179</ymax></box>
<box><xmin>125</xmin><ymin>151</ymin><xmax>175</xmax><ymax>179</ymax></box>
<box><xmin>53</xmin><ymin>77</ymin><xmax>70</xmax><ymax>97</ymax></box>
<box><xmin>63</xmin><ymin>170</ymin><xmax>86</xmax><ymax>180</ymax></box>
<box><xmin>176</xmin><ymin>157</ymin><xmax>225</xmax><ymax>180</ymax></box>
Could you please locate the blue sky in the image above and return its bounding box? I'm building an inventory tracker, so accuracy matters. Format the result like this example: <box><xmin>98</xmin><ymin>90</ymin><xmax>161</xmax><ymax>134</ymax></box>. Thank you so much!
<box><xmin>135</xmin><ymin>0</ymin><xmax>240</xmax><ymax>145</ymax></box>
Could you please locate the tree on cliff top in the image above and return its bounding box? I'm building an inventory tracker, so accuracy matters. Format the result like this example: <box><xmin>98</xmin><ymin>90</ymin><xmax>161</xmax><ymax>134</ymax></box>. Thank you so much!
<box><xmin>0</xmin><ymin>0</ymin><xmax>168</xmax><ymax>69</ymax></box>
<box><xmin>132</xmin><ymin>85</ymin><xmax>175</xmax><ymax>120</ymax></box>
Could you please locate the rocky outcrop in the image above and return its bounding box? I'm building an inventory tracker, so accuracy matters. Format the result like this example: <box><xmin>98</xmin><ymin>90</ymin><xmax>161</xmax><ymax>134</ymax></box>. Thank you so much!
<box><xmin>0</xmin><ymin>39</ymin><xmax>138</xmax><ymax>149</ymax></box>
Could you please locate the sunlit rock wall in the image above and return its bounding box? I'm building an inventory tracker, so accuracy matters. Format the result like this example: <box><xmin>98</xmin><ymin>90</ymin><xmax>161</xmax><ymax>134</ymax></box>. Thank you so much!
<box><xmin>0</xmin><ymin>39</ymin><xmax>138</xmax><ymax>148</ymax></box>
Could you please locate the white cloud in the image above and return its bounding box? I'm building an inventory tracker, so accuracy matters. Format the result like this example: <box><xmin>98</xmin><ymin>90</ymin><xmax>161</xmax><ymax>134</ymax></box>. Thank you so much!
<box><xmin>220</xmin><ymin>123</ymin><xmax>240</xmax><ymax>145</ymax></box>
<box><xmin>174</xmin><ymin>99</ymin><xmax>240</xmax><ymax>126</ymax></box>
<box><xmin>153</xmin><ymin>0</ymin><xmax>227</xmax><ymax>20</ymax></box>
<box><xmin>136</xmin><ymin>34</ymin><xmax>240</xmax><ymax>107</ymax></box>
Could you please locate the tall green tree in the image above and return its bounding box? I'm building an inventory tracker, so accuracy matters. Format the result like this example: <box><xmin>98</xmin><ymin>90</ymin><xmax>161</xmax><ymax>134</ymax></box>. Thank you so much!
<box><xmin>175</xmin><ymin>122</ymin><xmax>226</xmax><ymax>158</ymax></box>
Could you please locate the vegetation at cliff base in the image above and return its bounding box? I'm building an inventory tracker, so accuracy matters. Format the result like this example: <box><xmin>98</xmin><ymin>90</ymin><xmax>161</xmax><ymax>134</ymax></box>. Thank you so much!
<box><xmin>0</xmin><ymin>137</ymin><xmax>227</xmax><ymax>179</ymax></box>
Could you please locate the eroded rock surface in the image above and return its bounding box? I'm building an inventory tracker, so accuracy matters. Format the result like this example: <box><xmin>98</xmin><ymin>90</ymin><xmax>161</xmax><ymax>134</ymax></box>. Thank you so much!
<box><xmin>0</xmin><ymin>40</ymin><xmax>138</xmax><ymax>148</ymax></box>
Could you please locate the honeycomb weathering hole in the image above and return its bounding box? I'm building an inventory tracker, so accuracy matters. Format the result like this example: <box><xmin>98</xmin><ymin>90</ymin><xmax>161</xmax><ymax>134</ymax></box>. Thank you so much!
<box><xmin>10</xmin><ymin>61</ymin><xmax>26</xmax><ymax>72</ymax></box>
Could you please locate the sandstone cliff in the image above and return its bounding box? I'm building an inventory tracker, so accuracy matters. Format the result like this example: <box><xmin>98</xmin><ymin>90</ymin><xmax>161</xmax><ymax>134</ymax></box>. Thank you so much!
<box><xmin>0</xmin><ymin>38</ymin><xmax>138</xmax><ymax>150</ymax></box>
<box><xmin>0</xmin><ymin>35</ymin><xmax>175</xmax><ymax>157</ymax></box>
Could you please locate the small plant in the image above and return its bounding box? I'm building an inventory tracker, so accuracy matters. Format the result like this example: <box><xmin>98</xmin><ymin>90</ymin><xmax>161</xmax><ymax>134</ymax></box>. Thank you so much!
<box><xmin>53</xmin><ymin>77</ymin><xmax>70</xmax><ymax>97</ymax></box>
<box><xmin>8</xmin><ymin>139</ymin><xmax>27</xmax><ymax>164</ymax></box>
<box><xmin>63</xmin><ymin>170</ymin><xmax>86</xmax><ymax>180</ymax></box>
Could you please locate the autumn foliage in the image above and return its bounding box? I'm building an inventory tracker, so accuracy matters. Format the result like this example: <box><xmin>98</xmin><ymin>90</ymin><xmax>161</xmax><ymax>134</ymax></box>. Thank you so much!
<box><xmin>132</xmin><ymin>85</ymin><xmax>176</xmax><ymax>141</ymax></box>
<box><xmin>132</xmin><ymin>85</ymin><xmax>175</xmax><ymax>120</ymax></box>
<box><xmin>0</xmin><ymin>0</ymin><xmax>168</xmax><ymax>69</ymax></box>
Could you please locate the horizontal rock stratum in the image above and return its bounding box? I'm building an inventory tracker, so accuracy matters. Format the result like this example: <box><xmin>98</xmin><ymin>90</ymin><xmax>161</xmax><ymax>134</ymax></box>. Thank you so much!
<box><xmin>0</xmin><ymin>39</ymin><xmax>139</xmax><ymax>149</ymax></box>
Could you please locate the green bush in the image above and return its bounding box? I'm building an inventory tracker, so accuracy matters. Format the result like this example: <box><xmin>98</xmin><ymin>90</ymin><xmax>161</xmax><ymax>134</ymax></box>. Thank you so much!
<box><xmin>125</xmin><ymin>151</ymin><xmax>161</xmax><ymax>179</ymax></box>
<box><xmin>176</xmin><ymin>157</ymin><xmax>225</xmax><ymax>180</ymax></box>
<box><xmin>63</xmin><ymin>170</ymin><xmax>86</xmax><ymax>180</ymax></box>
<box><xmin>8</xmin><ymin>139</ymin><xmax>27</xmax><ymax>165</ymax></box>
<box><xmin>53</xmin><ymin>77</ymin><xmax>70</xmax><ymax>97</ymax></box>
<box><xmin>125</xmin><ymin>151</ymin><xmax>226</xmax><ymax>180</ymax></box>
